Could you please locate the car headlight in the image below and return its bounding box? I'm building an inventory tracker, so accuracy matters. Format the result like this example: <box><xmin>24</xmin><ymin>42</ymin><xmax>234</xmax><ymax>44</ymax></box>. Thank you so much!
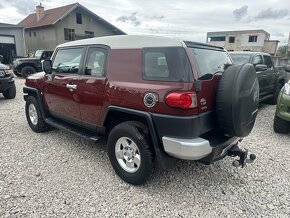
<box><xmin>4</xmin><ymin>69</ymin><xmax>13</xmax><ymax>75</ymax></box>
<box><xmin>284</xmin><ymin>83</ymin><xmax>290</xmax><ymax>96</ymax></box>
<box><xmin>0</xmin><ymin>69</ymin><xmax>13</xmax><ymax>77</ymax></box>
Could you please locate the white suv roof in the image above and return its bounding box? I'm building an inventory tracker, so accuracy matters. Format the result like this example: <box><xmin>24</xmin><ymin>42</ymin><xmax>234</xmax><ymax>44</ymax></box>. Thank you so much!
<box><xmin>57</xmin><ymin>35</ymin><xmax>186</xmax><ymax>49</ymax></box>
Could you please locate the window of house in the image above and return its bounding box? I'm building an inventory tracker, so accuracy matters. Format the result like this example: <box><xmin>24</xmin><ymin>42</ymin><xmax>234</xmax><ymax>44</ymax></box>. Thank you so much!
<box><xmin>76</xmin><ymin>12</ymin><xmax>82</xmax><ymax>24</ymax></box>
<box><xmin>52</xmin><ymin>47</ymin><xmax>84</xmax><ymax>74</ymax></box>
<box><xmin>210</xmin><ymin>37</ymin><xmax>226</xmax><ymax>42</ymax></box>
<box><xmin>227</xmin><ymin>49</ymin><xmax>234</xmax><ymax>52</ymax></box>
<box><xmin>263</xmin><ymin>55</ymin><xmax>273</xmax><ymax>68</ymax></box>
<box><xmin>64</xmin><ymin>28</ymin><xmax>75</xmax><ymax>41</ymax></box>
<box><xmin>253</xmin><ymin>55</ymin><xmax>263</xmax><ymax>65</ymax></box>
<box><xmin>229</xmin><ymin>36</ymin><xmax>235</xmax><ymax>43</ymax></box>
<box><xmin>29</xmin><ymin>32</ymin><xmax>32</xmax><ymax>37</ymax></box>
<box><xmin>85</xmin><ymin>31</ymin><xmax>94</xmax><ymax>38</ymax></box>
<box><xmin>243</xmin><ymin>49</ymin><xmax>251</xmax><ymax>51</ymax></box>
<box><xmin>249</xmin><ymin>36</ymin><xmax>258</xmax><ymax>42</ymax></box>
<box><xmin>85</xmin><ymin>48</ymin><xmax>107</xmax><ymax>77</ymax></box>
<box><xmin>34</xmin><ymin>32</ymin><xmax>36</xmax><ymax>37</ymax></box>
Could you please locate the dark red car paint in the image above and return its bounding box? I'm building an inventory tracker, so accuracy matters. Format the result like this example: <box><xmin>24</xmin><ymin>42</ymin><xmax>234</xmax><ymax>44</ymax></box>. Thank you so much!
<box><xmin>26</xmin><ymin>48</ymin><xmax>221</xmax><ymax>127</ymax></box>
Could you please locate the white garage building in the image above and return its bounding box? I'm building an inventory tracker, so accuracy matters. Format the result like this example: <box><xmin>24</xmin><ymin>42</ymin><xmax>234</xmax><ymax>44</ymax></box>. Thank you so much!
<box><xmin>0</xmin><ymin>23</ymin><xmax>25</xmax><ymax>64</ymax></box>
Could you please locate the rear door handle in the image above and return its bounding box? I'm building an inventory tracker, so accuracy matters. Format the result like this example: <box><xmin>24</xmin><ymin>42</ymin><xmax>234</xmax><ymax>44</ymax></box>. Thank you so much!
<box><xmin>66</xmin><ymin>84</ymin><xmax>77</xmax><ymax>91</ymax></box>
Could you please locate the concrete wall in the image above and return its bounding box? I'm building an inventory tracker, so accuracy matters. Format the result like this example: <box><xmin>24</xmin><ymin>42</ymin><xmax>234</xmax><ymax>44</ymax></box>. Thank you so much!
<box><xmin>55</xmin><ymin>8</ymin><xmax>118</xmax><ymax>46</ymax></box>
<box><xmin>263</xmin><ymin>41</ymin><xmax>279</xmax><ymax>55</ymax></box>
<box><xmin>207</xmin><ymin>30</ymin><xmax>273</xmax><ymax>53</ymax></box>
<box><xmin>0</xmin><ymin>27</ymin><xmax>25</xmax><ymax>56</ymax></box>
<box><xmin>24</xmin><ymin>7</ymin><xmax>120</xmax><ymax>53</ymax></box>
<box><xmin>25</xmin><ymin>26</ymin><xmax>57</xmax><ymax>52</ymax></box>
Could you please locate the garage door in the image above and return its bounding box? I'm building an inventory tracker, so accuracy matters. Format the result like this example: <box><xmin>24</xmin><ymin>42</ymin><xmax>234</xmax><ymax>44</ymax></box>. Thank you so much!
<box><xmin>0</xmin><ymin>35</ymin><xmax>15</xmax><ymax>44</ymax></box>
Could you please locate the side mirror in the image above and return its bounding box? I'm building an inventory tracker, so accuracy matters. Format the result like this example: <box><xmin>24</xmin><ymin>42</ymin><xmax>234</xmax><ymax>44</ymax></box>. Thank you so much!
<box><xmin>285</xmin><ymin>65</ymin><xmax>290</xmax><ymax>73</ymax></box>
<box><xmin>0</xmin><ymin>55</ymin><xmax>3</xmax><ymax>63</ymax></box>
<box><xmin>255</xmin><ymin>64</ymin><xmax>267</xmax><ymax>71</ymax></box>
<box><xmin>42</xmin><ymin>59</ymin><xmax>52</xmax><ymax>74</ymax></box>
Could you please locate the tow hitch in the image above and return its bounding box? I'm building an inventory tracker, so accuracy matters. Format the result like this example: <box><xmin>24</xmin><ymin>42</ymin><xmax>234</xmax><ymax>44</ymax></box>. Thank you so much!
<box><xmin>227</xmin><ymin>144</ymin><xmax>256</xmax><ymax>168</ymax></box>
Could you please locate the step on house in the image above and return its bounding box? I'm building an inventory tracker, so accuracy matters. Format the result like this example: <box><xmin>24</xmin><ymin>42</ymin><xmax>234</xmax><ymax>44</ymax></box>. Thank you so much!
<box><xmin>18</xmin><ymin>3</ymin><xmax>126</xmax><ymax>53</ymax></box>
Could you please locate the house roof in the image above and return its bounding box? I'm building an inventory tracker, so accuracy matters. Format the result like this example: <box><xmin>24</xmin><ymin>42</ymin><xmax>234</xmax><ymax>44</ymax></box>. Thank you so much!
<box><xmin>207</xmin><ymin>29</ymin><xmax>270</xmax><ymax>36</ymax></box>
<box><xmin>0</xmin><ymin>23</ymin><xmax>23</xmax><ymax>28</ymax></box>
<box><xmin>18</xmin><ymin>3</ymin><xmax>125</xmax><ymax>34</ymax></box>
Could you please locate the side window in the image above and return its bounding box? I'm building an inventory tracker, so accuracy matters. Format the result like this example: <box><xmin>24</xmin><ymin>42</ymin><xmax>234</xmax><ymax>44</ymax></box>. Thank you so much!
<box><xmin>144</xmin><ymin>52</ymin><xmax>169</xmax><ymax>79</ymax></box>
<box><xmin>52</xmin><ymin>48</ymin><xmax>84</xmax><ymax>74</ymax></box>
<box><xmin>263</xmin><ymin>55</ymin><xmax>273</xmax><ymax>68</ymax></box>
<box><xmin>253</xmin><ymin>55</ymin><xmax>263</xmax><ymax>65</ymax></box>
<box><xmin>85</xmin><ymin>48</ymin><xmax>106</xmax><ymax>77</ymax></box>
<box><xmin>143</xmin><ymin>47</ymin><xmax>193</xmax><ymax>82</ymax></box>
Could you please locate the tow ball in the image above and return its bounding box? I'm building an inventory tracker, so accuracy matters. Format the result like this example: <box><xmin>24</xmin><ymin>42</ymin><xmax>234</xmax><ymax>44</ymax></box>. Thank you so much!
<box><xmin>227</xmin><ymin>144</ymin><xmax>256</xmax><ymax>168</ymax></box>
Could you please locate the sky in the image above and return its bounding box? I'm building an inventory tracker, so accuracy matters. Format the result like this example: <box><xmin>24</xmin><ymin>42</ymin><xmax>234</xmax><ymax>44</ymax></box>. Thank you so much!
<box><xmin>0</xmin><ymin>0</ymin><xmax>289</xmax><ymax>44</ymax></box>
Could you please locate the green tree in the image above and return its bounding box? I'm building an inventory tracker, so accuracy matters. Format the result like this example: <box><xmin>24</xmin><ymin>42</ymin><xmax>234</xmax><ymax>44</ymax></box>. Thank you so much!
<box><xmin>277</xmin><ymin>45</ymin><xmax>290</xmax><ymax>58</ymax></box>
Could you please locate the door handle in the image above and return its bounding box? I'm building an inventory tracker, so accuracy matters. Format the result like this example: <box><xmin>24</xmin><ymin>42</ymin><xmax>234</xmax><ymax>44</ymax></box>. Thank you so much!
<box><xmin>66</xmin><ymin>84</ymin><xmax>77</xmax><ymax>91</ymax></box>
<box><xmin>262</xmin><ymin>74</ymin><xmax>267</xmax><ymax>77</ymax></box>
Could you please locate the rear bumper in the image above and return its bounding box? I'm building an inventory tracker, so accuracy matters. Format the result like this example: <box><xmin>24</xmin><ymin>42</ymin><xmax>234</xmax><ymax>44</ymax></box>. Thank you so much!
<box><xmin>162</xmin><ymin>135</ymin><xmax>240</xmax><ymax>161</ymax></box>
<box><xmin>162</xmin><ymin>137</ymin><xmax>212</xmax><ymax>160</ymax></box>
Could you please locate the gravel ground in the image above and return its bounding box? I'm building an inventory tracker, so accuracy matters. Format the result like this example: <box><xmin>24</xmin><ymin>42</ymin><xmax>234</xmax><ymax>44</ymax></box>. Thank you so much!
<box><xmin>0</xmin><ymin>77</ymin><xmax>289</xmax><ymax>217</ymax></box>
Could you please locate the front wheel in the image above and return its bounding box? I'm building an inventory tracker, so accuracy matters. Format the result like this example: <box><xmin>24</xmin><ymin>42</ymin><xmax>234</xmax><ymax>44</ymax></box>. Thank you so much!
<box><xmin>273</xmin><ymin>115</ymin><xmax>290</xmax><ymax>134</ymax></box>
<box><xmin>107</xmin><ymin>121</ymin><xmax>153</xmax><ymax>185</ymax></box>
<box><xmin>25</xmin><ymin>96</ymin><xmax>50</xmax><ymax>133</ymax></box>
<box><xmin>2</xmin><ymin>84</ymin><xmax>16</xmax><ymax>99</ymax></box>
<box><xmin>270</xmin><ymin>83</ymin><xmax>283</xmax><ymax>105</ymax></box>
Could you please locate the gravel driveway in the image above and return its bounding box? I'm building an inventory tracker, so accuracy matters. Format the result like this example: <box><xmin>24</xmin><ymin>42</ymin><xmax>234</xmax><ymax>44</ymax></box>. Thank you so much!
<box><xmin>1</xmin><ymin>77</ymin><xmax>289</xmax><ymax>217</ymax></box>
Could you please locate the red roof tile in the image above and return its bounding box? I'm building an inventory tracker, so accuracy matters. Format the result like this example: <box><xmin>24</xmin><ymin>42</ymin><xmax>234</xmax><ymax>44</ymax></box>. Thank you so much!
<box><xmin>18</xmin><ymin>3</ymin><xmax>77</xmax><ymax>29</ymax></box>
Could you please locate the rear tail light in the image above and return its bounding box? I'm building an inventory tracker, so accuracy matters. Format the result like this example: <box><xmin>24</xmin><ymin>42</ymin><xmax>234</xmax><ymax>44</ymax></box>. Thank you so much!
<box><xmin>165</xmin><ymin>92</ymin><xmax>197</xmax><ymax>109</ymax></box>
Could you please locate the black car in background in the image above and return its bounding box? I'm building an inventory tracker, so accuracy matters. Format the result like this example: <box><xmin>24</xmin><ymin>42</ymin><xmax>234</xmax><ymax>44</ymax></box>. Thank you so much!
<box><xmin>229</xmin><ymin>51</ymin><xmax>287</xmax><ymax>104</ymax></box>
<box><xmin>0</xmin><ymin>55</ymin><xmax>16</xmax><ymax>99</ymax></box>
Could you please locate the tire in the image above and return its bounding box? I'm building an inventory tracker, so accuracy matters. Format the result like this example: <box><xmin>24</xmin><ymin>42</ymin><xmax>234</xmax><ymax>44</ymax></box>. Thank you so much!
<box><xmin>269</xmin><ymin>83</ymin><xmax>283</xmax><ymax>105</ymax></box>
<box><xmin>273</xmin><ymin>115</ymin><xmax>290</xmax><ymax>134</ymax></box>
<box><xmin>216</xmin><ymin>63</ymin><xmax>259</xmax><ymax>137</ymax></box>
<box><xmin>21</xmin><ymin>66</ymin><xmax>36</xmax><ymax>78</ymax></box>
<box><xmin>107</xmin><ymin>121</ymin><xmax>153</xmax><ymax>185</ymax></box>
<box><xmin>2</xmin><ymin>83</ymin><xmax>16</xmax><ymax>99</ymax></box>
<box><xmin>14</xmin><ymin>71</ymin><xmax>22</xmax><ymax>77</ymax></box>
<box><xmin>25</xmin><ymin>96</ymin><xmax>50</xmax><ymax>133</ymax></box>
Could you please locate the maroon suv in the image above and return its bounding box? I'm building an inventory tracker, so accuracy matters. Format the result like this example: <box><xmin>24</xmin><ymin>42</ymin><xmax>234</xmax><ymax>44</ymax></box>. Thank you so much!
<box><xmin>23</xmin><ymin>35</ymin><xmax>259</xmax><ymax>185</ymax></box>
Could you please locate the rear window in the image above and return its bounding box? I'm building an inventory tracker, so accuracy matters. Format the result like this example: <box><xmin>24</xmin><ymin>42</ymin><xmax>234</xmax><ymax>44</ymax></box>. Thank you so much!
<box><xmin>190</xmin><ymin>48</ymin><xmax>232</xmax><ymax>78</ymax></box>
<box><xmin>143</xmin><ymin>47</ymin><xmax>193</xmax><ymax>82</ymax></box>
<box><xmin>230</xmin><ymin>53</ymin><xmax>251</xmax><ymax>64</ymax></box>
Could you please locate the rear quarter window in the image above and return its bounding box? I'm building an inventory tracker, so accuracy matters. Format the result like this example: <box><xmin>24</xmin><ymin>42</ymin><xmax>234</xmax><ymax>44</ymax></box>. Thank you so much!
<box><xmin>142</xmin><ymin>47</ymin><xmax>193</xmax><ymax>82</ymax></box>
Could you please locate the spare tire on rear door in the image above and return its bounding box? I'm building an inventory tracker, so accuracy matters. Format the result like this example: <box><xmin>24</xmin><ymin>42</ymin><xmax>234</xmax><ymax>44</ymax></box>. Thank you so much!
<box><xmin>216</xmin><ymin>63</ymin><xmax>259</xmax><ymax>137</ymax></box>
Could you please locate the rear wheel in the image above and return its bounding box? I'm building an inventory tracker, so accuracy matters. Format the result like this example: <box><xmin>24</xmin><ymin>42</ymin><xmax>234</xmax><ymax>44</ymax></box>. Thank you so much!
<box><xmin>2</xmin><ymin>83</ymin><xmax>16</xmax><ymax>99</ymax></box>
<box><xmin>107</xmin><ymin>121</ymin><xmax>153</xmax><ymax>185</ymax></box>
<box><xmin>14</xmin><ymin>71</ymin><xmax>22</xmax><ymax>77</ymax></box>
<box><xmin>273</xmin><ymin>115</ymin><xmax>290</xmax><ymax>134</ymax></box>
<box><xmin>21</xmin><ymin>66</ymin><xmax>36</xmax><ymax>78</ymax></box>
<box><xmin>25</xmin><ymin>96</ymin><xmax>50</xmax><ymax>132</ymax></box>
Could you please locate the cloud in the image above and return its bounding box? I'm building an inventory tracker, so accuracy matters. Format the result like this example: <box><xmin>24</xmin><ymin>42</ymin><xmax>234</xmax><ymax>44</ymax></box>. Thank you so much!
<box><xmin>2</xmin><ymin>0</ymin><xmax>37</xmax><ymax>15</ymax></box>
<box><xmin>116</xmin><ymin>12</ymin><xmax>141</xmax><ymax>27</ymax></box>
<box><xmin>255</xmin><ymin>8</ymin><xmax>288</xmax><ymax>19</ymax></box>
<box><xmin>0</xmin><ymin>3</ymin><xmax>3</xmax><ymax>9</ymax></box>
<box><xmin>147</xmin><ymin>15</ymin><xmax>165</xmax><ymax>20</ymax></box>
<box><xmin>233</xmin><ymin>5</ymin><xmax>248</xmax><ymax>21</ymax></box>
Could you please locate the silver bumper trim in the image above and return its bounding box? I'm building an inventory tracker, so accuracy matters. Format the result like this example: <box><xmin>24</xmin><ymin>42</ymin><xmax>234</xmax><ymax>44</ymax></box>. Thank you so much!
<box><xmin>162</xmin><ymin>136</ymin><xmax>212</xmax><ymax>160</ymax></box>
